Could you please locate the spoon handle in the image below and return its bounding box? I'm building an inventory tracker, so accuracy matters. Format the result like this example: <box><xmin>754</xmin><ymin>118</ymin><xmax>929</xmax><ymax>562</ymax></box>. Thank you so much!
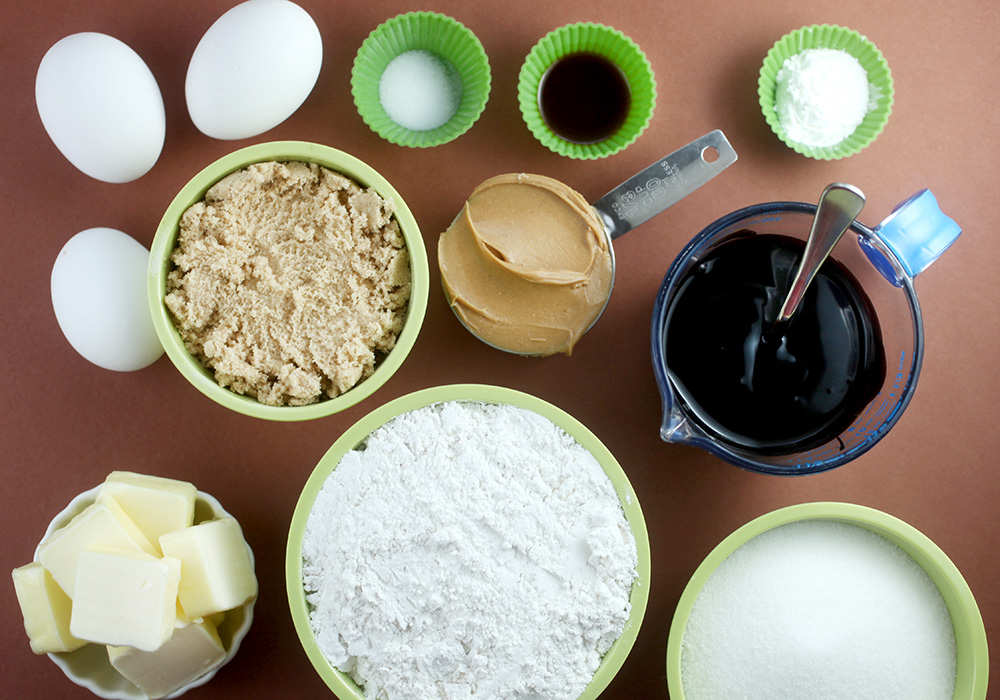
<box><xmin>776</xmin><ymin>183</ymin><xmax>866</xmax><ymax>324</ymax></box>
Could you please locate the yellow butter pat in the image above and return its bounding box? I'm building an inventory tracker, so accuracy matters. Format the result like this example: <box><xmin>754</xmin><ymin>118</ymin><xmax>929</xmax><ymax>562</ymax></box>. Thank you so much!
<box><xmin>160</xmin><ymin>517</ymin><xmax>257</xmax><ymax>619</ymax></box>
<box><xmin>11</xmin><ymin>562</ymin><xmax>86</xmax><ymax>654</ymax></box>
<box><xmin>97</xmin><ymin>471</ymin><xmax>197</xmax><ymax>554</ymax></box>
<box><xmin>69</xmin><ymin>549</ymin><xmax>180</xmax><ymax>652</ymax></box>
<box><xmin>38</xmin><ymin>499</ymin><xmax>156</xmax><ymax>598</ymax></box>
<box><xmin>108</xmin><ymin>617</ymin><xmax>226</xmax><ymax>699</ymax></box>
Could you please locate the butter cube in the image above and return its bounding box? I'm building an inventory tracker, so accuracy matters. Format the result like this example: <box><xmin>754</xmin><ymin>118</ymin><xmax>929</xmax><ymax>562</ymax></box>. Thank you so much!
<box><xmin>70</xmin><ymin>549</ymin><xmax>180</xmax><ymax>652</ymax></box>
<box><xmin>97</xmin><ymin>471</ymin><xmax>197</xmax><ymax>553</ymax></box>
<box><xmin>159</xmin><ymin>518</ymin><xmax>256</xmax><ymax>619</ymax></box>
<box><xmin>38</xmin><ymin>499</ymin><xmax>156</xmax><ymax>598</ymax></box>
<box><xmin>108</xmin><ymin>617</ymin><xmax>226</xmax><ymax>699</ymax></box>
<box><xmin>11</xmin><ymin>562</ymin><xmax>86</xmax><ymax>654</ymax></box>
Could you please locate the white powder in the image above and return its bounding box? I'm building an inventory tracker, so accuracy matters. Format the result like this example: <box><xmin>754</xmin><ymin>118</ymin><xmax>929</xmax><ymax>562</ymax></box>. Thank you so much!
<box><xmin>681</xmin><ymin>520</ymin><xmax>957</xmax><ymax>700</ymax></box>
<box><xmin>379</xmin><ymin>50</ymin><xmax>462</xmax><ymax>131</ymax></box>
<box><xmin>302</xmin><ymin>400</ymin><xmax>638</xmax><ymax>700</ymax></box>
<box><xmin>775</xmin><ymin>48</ymin><xmax>879</xmax><ymax>148</ymax></box>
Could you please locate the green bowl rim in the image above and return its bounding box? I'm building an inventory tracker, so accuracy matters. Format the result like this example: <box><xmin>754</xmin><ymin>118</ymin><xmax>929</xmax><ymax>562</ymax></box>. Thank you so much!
<box><xmin>665</xmin><ymin>502</ymin><xmax>989</xmax><ymax>700</ymax></box>
<box><xmin>351</xmin><ymin>11</ymin><xmax>492</xmax><ymax>148</ymax></box>
<box><xmin>518</xmin><ymin>21</ymin><xmax>657</xmax><ymax>159</ymax></box>
<box><xmin>285</xmin><ymin>383</ymin><xmax>651</xmax><ymax>700</ymax></box>
<box><xmin>757</xmin><ymin>23</ymin><xmax>894</xmax><ymax>160</ymax></box>
<box><xmin>147</xmin><ymin>140</ymin><xmax>430</xmax><ymax>422</ymax></box>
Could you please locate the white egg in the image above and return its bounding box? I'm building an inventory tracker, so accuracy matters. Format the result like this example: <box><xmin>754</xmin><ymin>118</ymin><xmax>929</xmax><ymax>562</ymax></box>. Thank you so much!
<box><xmin>35</xmin><ymin>33</ymin><xmax>165</xmax><ymax>183</ymax></box>
<box><xmin>185</xmin><ymin>0</ymin><xmax>323</xmax><ymax>140</ymax></box>
<box><xmin>51</xmin><ymin>228</ymin><xmax>163</xmax><ymax>372</ymax></box>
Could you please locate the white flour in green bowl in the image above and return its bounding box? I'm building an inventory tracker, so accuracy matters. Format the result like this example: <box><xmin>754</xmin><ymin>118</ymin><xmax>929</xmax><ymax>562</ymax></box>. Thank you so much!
<box><xmin>301</xmin><ymin>400</ymin><xmax>638</xmax><ymax>700</ymax></box>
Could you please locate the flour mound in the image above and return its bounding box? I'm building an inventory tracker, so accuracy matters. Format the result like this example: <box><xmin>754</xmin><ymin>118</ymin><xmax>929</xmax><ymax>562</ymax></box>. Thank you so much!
<box><xmin>301</xmin><ymin>401</ymin><xmax>638</xmax><ymax>700</ymax></box>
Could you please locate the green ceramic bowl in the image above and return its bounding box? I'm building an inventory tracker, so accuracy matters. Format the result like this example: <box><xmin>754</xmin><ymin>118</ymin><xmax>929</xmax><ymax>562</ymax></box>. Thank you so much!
<box><xmin>519</xmin><ymin>22</ymin><xmax>656</xmax><ymax>159</ymax></box>
<box><xmin>286</xmin><ymin>383</ymin><xmax>651</xmax><ymax>700</ymax></box>
<box><xmin>148</xmin><ymin>141</ymin><xmax>429</xmax><ymax>421</ymax></box>
<box><xmin>666</xmin><ymin>502</ymin><xmax>988</xmax><ymax>700</ymax></box>
<box><xmin>759</xmin><ymin>24</ymin><xmax>894</xmax><ymax>159</ymax></box>
<box><xmin>352</xmin><ymin>12</ymin><xmax>491</xmax><ymax>148</ymax></box>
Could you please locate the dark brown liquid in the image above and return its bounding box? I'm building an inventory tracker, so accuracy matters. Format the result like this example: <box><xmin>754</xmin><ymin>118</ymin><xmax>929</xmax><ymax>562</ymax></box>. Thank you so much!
<box><xmin>663</xmin><ymin>234</ymin><xmax>886</xmax><ymax>455</ymax></box>
<box><xmin>538</xmin><ymin>53</ymin><xmax>631</xmax><ymax>144</ymax></box>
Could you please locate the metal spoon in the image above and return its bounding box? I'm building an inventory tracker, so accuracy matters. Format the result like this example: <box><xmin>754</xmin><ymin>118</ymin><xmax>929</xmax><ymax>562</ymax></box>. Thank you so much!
<box><xmin>775</xmin><ymin>183</ymin><xmax>866</xmax><ymax>326</ymax></box>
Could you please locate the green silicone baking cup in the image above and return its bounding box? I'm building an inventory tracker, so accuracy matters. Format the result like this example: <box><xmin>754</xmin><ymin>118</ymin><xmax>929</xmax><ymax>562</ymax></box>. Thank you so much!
<box><xmin>519</xmin><ymin>22</ymin><xmax>656</xmax><ymax>159</ymax></box>
<box><xmin>352</xmin><ymin>12</ymin><xmax>491</xmax><ymax>148</ymax></box>
<box><xmin>759</xmin><ymin>24</ymin><xmax>894</xmax><ymax>160</ymax></box>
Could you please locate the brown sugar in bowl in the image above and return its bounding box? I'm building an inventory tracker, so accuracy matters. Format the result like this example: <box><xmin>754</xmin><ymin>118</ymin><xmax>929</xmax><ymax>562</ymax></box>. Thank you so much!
<box><xmin>147</xmin><ymin>141</ymin><xmax>429</xmax><ymax>421</ymax></box>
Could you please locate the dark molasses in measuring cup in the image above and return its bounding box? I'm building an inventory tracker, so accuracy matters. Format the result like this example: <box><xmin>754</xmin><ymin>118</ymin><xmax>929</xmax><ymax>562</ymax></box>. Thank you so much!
<box><xmin>663</xmin><ymin>233</ymin><xmax>886</xmax><ymax>456</ymax></box>
<box><xmin>651</xmin><ymin>189</ymin><xmax>960</xmax><ymax>475</ymax></box>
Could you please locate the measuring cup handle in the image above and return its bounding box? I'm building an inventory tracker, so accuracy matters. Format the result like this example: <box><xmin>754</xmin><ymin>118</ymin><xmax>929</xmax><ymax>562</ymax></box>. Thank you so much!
<box><xmin>869</xmin><ymin>190</ymin><xmax>961</xmax><ymax>281</ymax></box>
<box><xmin>593</xmin><ymin>130</ymin><xmax>738</xmax><ymax>240</ymax></box>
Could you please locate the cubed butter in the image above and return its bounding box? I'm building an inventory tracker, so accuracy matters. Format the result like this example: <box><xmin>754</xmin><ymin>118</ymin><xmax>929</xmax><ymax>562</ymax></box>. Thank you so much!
<box><xmin>159</xmin><ymin>517</ymin><xmax>256</xmax><ymax>619</ymax></box>
<box><xmin>97</xmin><ymin>471</ymin><xmax>197</xmax><ymax>553</ymax></box>
<box><xmin>11</xmin><ymin>562</ymin><xmax>86</xmax><ymax>654</ymax></box>
<box><xmin>38</xmin><ymin>499</ymin><xmax>156</xmax><ymax>598</ymax></box>
<box><xmin>108</xmin><ymin>617</ymin><xmax>226</xmax><ymax>699</ymax></box>
<box><xmin>69</xmin><ymin>548</ymin><xmax>180</xmax><ymax>652</ymax></box>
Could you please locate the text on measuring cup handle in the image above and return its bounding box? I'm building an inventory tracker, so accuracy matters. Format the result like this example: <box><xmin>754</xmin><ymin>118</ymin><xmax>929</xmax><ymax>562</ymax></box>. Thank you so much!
<box><xmin>609</xmin><ymin>169</ymin><xmax>683</xmax><ymax>221</ymax></box>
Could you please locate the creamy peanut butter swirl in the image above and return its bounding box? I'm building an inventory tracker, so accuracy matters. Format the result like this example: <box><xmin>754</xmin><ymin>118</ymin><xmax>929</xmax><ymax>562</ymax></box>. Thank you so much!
<box><xmin>438</xmin><ymin>173</ymin><xmax>613</xmax><ymax>356</ymax></box>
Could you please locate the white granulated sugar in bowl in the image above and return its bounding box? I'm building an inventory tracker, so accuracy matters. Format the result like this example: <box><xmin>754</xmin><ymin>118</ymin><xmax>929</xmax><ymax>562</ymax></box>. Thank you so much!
<box><xmin>301</xmin><ymin>400</ymin><xmax>638</xmax><ymax>700</ymax></box>
<box><xmin>680</xmin><ymin>519</ymin><xmax>957</xmax><ymax>700</ymax></box>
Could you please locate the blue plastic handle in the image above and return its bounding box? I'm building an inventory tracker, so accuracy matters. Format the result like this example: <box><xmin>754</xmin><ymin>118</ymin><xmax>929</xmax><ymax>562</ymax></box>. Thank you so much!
<box><xmin>864</xmin><ymin>190</ymin><xmax>961</xmax><ymax>284</ymax></box>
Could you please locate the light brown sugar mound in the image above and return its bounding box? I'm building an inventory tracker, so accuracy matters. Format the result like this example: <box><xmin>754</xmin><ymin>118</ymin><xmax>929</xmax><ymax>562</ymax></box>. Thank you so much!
<box><xmin>164</xmin><ymin>161</ymin><xmax>411</xmax><ymax>407</ymax></box>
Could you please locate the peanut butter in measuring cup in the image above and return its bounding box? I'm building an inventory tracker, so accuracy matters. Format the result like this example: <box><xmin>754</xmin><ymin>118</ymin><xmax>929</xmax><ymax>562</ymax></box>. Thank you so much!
<box><xmin>438</xmin><ymin>173</ymin><xmax>614</xmax><ymax>356</ymax></box>
<box><xmin>438</xmin><ymin>130</ymin><xmax>738</xmax><ymax>356</ymax></box>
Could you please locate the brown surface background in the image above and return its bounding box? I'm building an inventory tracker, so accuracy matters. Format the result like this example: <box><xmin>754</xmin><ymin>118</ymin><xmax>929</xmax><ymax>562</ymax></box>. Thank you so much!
<box><xmin>2</xmin><ymin>0</ymin><xmax>997</xmax><ymax>698</ymax></box>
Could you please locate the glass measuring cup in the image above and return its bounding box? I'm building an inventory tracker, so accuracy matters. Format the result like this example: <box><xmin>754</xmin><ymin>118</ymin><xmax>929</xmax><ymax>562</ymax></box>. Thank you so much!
<box><xmin>651</xmin><ymin>190</ymin><xmax>961</xmax><ymax>475</ymax></box>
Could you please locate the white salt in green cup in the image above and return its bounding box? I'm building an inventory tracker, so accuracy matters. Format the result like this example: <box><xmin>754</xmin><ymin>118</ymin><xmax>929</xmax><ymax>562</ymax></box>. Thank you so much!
<box><xmin>666</xmin><ymin>502</ymin><xmax>988</xmax><ymax>700</ymax></box>
<box><xmin>352</xmin><ymin>12</ymin><xmax>491</xmax><ymax>147</ymax></box>
<box><xmin>759</xmin><ymin>24</ymin><xmax>894</xmax><ymax>159</ymax></box>
<box><xmin>286</xmin><ymin>383</ymin><xmax>651</xmax><ymax>700</ymax></box>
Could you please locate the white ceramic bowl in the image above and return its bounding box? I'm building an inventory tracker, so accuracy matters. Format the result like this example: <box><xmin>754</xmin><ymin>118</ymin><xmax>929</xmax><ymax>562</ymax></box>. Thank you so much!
<box><xmin>34</xmin><ymin>486</ymin><xmax>256</xmax><ymax>699</ymax></box>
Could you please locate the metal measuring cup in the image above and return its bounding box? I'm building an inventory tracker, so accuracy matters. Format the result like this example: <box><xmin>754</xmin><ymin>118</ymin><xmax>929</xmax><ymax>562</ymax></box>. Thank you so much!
<box><xmin>442</xmin><ymin>130</ymin><xmax>738</xmax><ymax>355</ymax></box>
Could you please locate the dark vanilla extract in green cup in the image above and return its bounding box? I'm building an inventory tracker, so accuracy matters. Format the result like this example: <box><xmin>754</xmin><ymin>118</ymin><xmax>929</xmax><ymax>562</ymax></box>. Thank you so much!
<box><xmin>519</xmin><ymin>22</ymin><xmax>656</xmax><ymax>159</ymax></box>
<box><xmin>538</xmin><ymin>52</ymin><xmax>631</xmax><ymax>144</ymax></box>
